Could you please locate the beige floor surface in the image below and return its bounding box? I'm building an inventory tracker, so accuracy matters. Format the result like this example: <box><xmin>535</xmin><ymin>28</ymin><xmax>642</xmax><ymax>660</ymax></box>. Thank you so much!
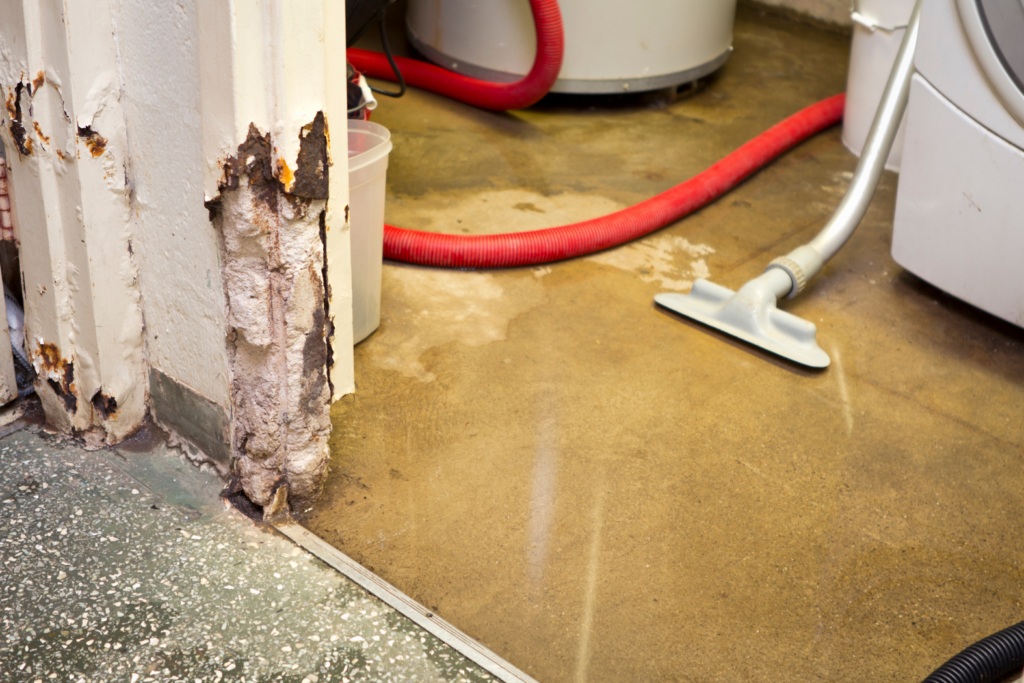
<box><xmin>306</xmin><ymin>8</ymin><xmax>1024</xmax><ymax>682</ymax></box>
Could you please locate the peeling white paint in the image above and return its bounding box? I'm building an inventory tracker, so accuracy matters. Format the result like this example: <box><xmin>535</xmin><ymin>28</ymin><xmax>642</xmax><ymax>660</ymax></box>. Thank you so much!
<box><xmin>215</xmin><ymin>171</ymin><xmax>331</xmax><ymax>508</ymax></box>
<box><xmin>198</xmin><ymin>0</ymin><xmax>354</xmax><ymax>403</ymax></box>
<box><xmin>75</xmin><ymin>71</ymin><xmax>118</xmax><ymax>131</ymax></box>
<box><xmin>0</xmin><ymin>0</ymin><xmax>146</xmax><ymax>441</ymax></box>
<box><xmin>0</xmin><ymin>0</ymin><xmax>350</xmax><ymax>504</ymax></box>
<box><xmin>192</xmin><ymin>0</ymin><xmax>351</xmax><ymax>507</ymax></box>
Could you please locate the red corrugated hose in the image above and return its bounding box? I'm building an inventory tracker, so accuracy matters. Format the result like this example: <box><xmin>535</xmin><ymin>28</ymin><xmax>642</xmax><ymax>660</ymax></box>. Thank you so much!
<box><xmin>350</xmin><ymin>1</ymin><xmax>845</xmax><ymax>268</ymax></box>
<box><xmin>348</xmin><ymin>0</ymin><xmax>564</xmax><ymax>111</ymax></box>
<box><xmin>384</xmin><ymin>95</ymin><xmax>845</xmax><ymax>268</ymax></box>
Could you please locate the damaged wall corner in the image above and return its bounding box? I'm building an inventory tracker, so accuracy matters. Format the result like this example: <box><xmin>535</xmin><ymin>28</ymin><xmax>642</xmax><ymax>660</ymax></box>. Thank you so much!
<box><xmin>1</xmin><ymin>0</ymin><xmax>149</xmax><ymax>444</ymax></box>
<box><xmin>193</xmin><ymin>0</ymin><xmax>353</xmax><ymax>514</ymax></box>
<box><xmin>1</xmin><ymin>1</ymin><xmax>350</xmax><ymax>493</ymax></box>
<box><xmin>209</xmin><ymin>118</ymin><xmax>332</xmax><ymax>513</ymax></box>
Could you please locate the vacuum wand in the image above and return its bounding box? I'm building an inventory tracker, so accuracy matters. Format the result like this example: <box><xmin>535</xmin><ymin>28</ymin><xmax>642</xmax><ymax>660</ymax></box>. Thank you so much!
<box><xmin>655</xmin><ymin>0</ymin><xmax>923</xmax><ymax>368</ymax></box>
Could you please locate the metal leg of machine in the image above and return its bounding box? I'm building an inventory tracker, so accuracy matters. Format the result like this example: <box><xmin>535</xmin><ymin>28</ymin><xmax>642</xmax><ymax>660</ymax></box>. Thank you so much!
<box><xmin>656</xmin><ymin>0</ymin><xmax>923</xmax><ymax>369</ymax></box>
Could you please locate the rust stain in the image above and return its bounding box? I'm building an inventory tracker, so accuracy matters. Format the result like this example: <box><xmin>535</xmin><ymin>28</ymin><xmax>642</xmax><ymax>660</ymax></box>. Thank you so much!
<box><xmin>318</xmin><ymin>209</ymin><xmax>334</xmax><ymax>397</ymax></box>
<box><xmin>210</xmin><ymin>123</ymin><xmax>284</xmax><ymax>216</ymax></box>
<box><xmin>57</xmin><ymin>360</ymin><xmax>76</xmax><ymax>413</ymax></box>
<box><xmin>290</xmin><ymin>111</ymin><xmax>329</xmax><ymax>200</ymax></box>
<box><xmin>278</xmin><ymin>157</ymin><xmax>294</xmax><ymax>190</ymax></box>
<box><xmin>35</xmin><ymin>342</ymin><xmax>77</xmax><ymax>413</ymax></box>
<box><xmin>91</xmin><ymin>390</ymin><xmax>118</xmax><ymax>420</ymax></box>
<box><xmin>77</xmin><ymin>125</ymin><xmax>107</xmax><ymax>157</ymax></box>
<box><xmin>32</xmin><ymin>121</ymin><xmax>50</xmax><ymax>145</ymax></box>
<box><xmin>207</xmin><ymin>113</ymin><xmax>331</xmax><ymax>220</ymax></box>
<box><xmin>300</xmin><ymin>265</ymin><xmax>329</xmax><ymax>416</ymax></box>
<box><xmin>323</xmin><ymin>116</ymin><xmax>332</xmax><ymax>165</ymax></box>
<box><xmin>37</xmin><ymin>342</ymin><xmax>61</xmax><ymax>371</ymax></box>
<box><xmin>32</xmin><ymin>71</ymin><xmax>44</xmax><ymax>91</ymax></box>
<box><xmin>55</xmin><ymin>149</ymin><xmax>66</xmax><ymax>161</ymax></box>
<box><xmin>47</xmin><ymin>379</ymin><xmax>76</xmax><ymax>412</ymax></box>
<box><xmin>9</xmin><ymin>83</ymin><xmax>32</xmax><ymax>157</ymax></box>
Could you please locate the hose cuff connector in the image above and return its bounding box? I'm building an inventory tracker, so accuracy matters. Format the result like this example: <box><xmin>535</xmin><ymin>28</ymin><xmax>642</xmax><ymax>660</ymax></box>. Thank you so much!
<box><xmin>765</xmin><ymin>246</ymin><xmax>823</xmax><ymax>299</ymax></box>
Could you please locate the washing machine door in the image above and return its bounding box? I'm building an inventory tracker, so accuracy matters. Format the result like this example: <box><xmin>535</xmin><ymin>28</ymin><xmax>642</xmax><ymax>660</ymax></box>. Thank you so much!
<box><xmin>956</xmin><ymin>0</ymin><xmax>1024</xmax><ymax>127</ymax></box>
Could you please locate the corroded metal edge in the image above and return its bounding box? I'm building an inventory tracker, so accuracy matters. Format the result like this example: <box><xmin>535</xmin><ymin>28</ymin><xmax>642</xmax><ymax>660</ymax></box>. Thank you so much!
<box><xmin>273</xmin><ymin>520</ymin><xmax>541</xmax><ymax>683</ymax></box>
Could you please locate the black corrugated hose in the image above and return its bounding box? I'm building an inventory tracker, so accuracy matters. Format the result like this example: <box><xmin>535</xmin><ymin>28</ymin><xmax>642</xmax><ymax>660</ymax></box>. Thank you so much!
<box><xmin>922</xmin><ymin>620</ymin><xmax>1024</xmax><ymax>683</ymax></box>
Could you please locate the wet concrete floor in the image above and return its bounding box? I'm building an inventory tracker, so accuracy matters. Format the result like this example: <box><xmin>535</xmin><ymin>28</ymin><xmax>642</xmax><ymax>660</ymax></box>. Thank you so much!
<box><xmin>307</xmin><ymin>7</ymin><xmax>1024</xmax><ymax>682</ymax></box>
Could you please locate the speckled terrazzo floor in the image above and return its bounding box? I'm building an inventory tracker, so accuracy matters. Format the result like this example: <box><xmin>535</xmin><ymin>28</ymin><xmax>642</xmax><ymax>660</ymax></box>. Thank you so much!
<box><xmin>0</xmin><ymin>422</ymin><xmax>494</xmax><ymax>683</ymax></box>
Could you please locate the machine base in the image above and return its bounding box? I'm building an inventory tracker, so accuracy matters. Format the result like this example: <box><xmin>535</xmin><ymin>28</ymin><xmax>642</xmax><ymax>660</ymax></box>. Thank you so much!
<box><xmin>892</xmin><ymin>75</ymin><xmax>1024</xmax><ymax>328</ymax></box>
<box><xmin>407</xmin><ymin>32</ymin><xmax>732</xmax><ymax>95</ymax></box>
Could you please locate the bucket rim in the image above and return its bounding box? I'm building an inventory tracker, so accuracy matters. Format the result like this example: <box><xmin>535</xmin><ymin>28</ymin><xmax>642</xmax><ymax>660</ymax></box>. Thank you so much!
<box><xmin>348</xmin><ymin>120</ymin><xmax>392</xmax><ymax>173</ymax></box>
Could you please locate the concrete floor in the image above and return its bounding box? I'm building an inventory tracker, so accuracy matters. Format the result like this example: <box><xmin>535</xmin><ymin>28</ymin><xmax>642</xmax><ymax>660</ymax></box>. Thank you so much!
<box><xmin>307</xmin><ymin>7</ymin><xmax>1024</xmax><ymax>683</ymax></box>
<box><xmin>0</xmin><ymin>411</ymin><xmax>497</xmax><ymax>682</ymax></box>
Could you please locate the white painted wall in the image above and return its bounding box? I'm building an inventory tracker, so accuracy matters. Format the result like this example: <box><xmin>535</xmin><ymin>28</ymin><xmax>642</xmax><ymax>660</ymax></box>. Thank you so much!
<box><xmin>111</xmin><ymin>0</ymin><xmax>234</xmax><ymax>413</ymax></box>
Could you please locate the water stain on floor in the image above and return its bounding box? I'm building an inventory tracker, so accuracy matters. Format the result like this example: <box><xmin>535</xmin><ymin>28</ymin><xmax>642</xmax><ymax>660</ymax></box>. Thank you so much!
<box><xmin>387</xmin><ymin>188</ymin><xmax>627</xmax><ymax>235</ymax></box>
<box><xmin>365</xmin><ymin>267</ymin><xmax>546</xmax><ymax>382</ymax></box>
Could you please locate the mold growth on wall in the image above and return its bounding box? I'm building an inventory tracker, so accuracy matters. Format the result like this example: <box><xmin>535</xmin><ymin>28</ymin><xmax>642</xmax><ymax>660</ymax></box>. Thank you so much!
<box><xmin>207</xmin><ymin>116</ymin><xmax>332</xmax><ymax>515</ymax></box>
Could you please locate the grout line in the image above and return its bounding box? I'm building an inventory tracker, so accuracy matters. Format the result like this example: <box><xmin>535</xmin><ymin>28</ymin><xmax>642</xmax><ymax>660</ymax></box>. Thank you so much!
<box><xmin>273</xmin><ymin>520</ymin><xmax>541</xmax><ymax>683</ymax></box>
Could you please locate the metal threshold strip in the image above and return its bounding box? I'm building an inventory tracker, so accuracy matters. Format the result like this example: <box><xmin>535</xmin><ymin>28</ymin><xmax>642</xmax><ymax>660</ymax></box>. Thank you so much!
<box><xmin>273</xmin><ymin>521</ymin><xmax>540</xmax><ymax>683</ymax></box>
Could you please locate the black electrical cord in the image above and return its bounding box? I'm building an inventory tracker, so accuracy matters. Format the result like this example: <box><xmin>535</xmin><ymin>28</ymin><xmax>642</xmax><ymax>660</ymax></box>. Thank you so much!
<box><xmin>346</xmin><ymin>0</ymin><xmax>393</xmax><ymax>48</ymax></box>
<box><xmin>921</xmin><ymin>619</ymin><xmax>1024</xmax><ymax>683</ymax></box>
<box><xmin>368</xmin><ymin>8</ymin><xmax>406</xmax><ymax>99</ymax></box>
<box><xmin>346</xmin><ymin>0</ymin><xmax>404</xmax><ymax>99</ymax></box>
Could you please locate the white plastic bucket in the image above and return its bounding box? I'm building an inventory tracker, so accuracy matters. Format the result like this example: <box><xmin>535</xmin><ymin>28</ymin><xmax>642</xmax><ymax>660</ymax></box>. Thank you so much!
<box><xmin>842</xmin><ymin>0</ymin><xmax>916</xmax><ymax>172</ymax></box>
<box><xmin>348</xmin><ymin>120</ymin><xmax>392</xmax><ymax>344</ymax></box>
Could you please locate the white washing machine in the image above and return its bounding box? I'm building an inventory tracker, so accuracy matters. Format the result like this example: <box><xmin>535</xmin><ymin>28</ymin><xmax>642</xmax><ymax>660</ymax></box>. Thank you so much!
<box><xmin>405</xmin><ymin>0</ymin><xmax>737</xmax><ymax>94</ymax></box>
<box><xmin>891</xmin><ymin>0</ymin><xmax>1024</xmax><ymax>327</ymax></box>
